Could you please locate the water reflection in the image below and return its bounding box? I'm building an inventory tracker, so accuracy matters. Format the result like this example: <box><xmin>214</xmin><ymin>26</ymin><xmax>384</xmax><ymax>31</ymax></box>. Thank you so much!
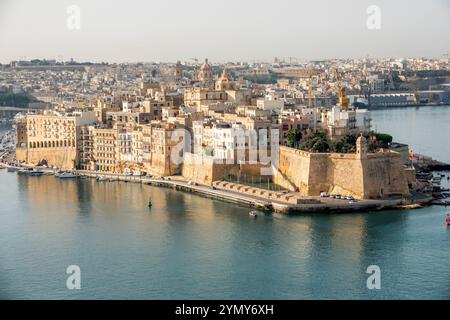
<box><xmin>1</xmin><ymin>170</ymin><xmax>449</xmax><ymax>299</ymax></box>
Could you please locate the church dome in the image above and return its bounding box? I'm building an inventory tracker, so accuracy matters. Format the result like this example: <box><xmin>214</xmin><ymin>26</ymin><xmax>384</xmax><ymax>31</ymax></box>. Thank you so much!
<box><xmin>200</xmin><ymin>58</ymin><xmax>212</xmax><ymax>71</ymax></box>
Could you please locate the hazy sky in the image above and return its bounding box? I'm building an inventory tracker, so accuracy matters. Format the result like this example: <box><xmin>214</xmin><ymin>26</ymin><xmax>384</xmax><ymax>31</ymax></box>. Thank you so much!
<box><xmin>0</xmin><ymin>0</ymin><xmax>449</xmax><ymax>63</ymax></box>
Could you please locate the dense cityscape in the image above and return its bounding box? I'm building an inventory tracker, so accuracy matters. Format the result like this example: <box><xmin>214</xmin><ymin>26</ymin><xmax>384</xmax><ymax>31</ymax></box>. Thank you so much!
<box><xmin>1</xmin><ymin>0</ymin><xmax>450</xmax><ymax>306</ymax></box>
<box><xmin>0</xmin><ymin>57</ymin><xmax>449</xmax><ymax>213</ymax></box>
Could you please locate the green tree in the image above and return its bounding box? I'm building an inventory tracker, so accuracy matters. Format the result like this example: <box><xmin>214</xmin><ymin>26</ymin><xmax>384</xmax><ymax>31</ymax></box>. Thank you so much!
<box><xmin>299</xmin><ymin>130</ymin><xmax>330</xmax><ymax>153</ymax></box>
<box><xmin>286</xmin><ymin>128</ymin><xmax>302</xmax><ymax>148</ymax></box>
<box><xmin>374</xmin><ymin>133</ymin><xmax>393</xmax><ymax>148</ymax></box>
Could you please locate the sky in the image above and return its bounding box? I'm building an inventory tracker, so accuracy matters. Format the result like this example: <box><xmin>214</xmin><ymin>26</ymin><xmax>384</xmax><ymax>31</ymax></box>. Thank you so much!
<box><xmin>0</xmin><ymin>0</ymin><xmax>449</xmax><ymax>63</ymax></box>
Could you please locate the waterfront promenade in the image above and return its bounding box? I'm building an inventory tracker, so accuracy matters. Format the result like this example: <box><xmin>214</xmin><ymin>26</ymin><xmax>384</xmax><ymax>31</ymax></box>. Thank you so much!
<box><xmin>0</xmin><ymin>163</ymin><xmax>432</xmax><ymax>214</ymax></box>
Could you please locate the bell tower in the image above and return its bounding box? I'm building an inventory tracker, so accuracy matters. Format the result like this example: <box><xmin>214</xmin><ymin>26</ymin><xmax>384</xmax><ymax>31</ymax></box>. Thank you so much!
<box><xmin>356</xmin><ymin>134</ymin><xmax>367</xmax><ymax>159</ymax></box>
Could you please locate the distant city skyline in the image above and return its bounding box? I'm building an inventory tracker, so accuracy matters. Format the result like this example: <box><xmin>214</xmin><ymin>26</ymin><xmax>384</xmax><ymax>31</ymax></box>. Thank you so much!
<box><xmin>1</xmin><ymin>0</ymin><xmax>449</xmax><ymax>64</ymax></box>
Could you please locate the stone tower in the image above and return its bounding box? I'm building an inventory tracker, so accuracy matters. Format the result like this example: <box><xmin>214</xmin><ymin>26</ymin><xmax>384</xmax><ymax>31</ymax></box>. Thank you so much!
<box><xmin>174</xmin><ymin>61</ymin><xmax>182</xmax><ymax>81</ymax></box>
<box><xmin>356</xmin><ymin>134</ymin><xmax>367</xmax><ymax>159</ymax></box>
<box><xmin>215</xmin><ymin>67</ymin><xmax>234</xmax><ymax>91</ymax></box>
<box><xmin>198</xmin><ymin>58</ymin><xmax>214</xmax><ymax>89</ymax></box>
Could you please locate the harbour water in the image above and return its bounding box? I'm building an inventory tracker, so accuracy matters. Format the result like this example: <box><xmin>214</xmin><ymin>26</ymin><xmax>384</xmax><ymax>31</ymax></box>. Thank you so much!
<box><xmin>371</xmin><ymin>105</ymin><xmax>450</xmax><ymax>163</ymax></box>
<box><xmin>0</xmin><ymin>107</ymin><xmax>450</xmax><ymax>299</ymax></box>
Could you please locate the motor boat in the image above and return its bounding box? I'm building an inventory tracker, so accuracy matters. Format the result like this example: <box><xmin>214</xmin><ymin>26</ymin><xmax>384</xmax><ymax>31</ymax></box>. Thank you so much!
<box><xmin>96</xmin><ymin>175</ymin><xmax>108</xmax><ymax>182</ymax></box>
<box><xmin>18</xmin><ymin>168</ymin><xmax>33</xmax><ymax>175</ymax></box>
<box><xmin>29</xmin><ymin>170</ymin><xmax>44</xmax><ymax>177</ymax></box>
<box><xmin>56</xmin><ymin>171</ymin><xmax>78</xmax><ymax>179</ymax></box>
<box><xmin>249</xmin><ymin>210</ymin><xmax>258</xmax><ymax>218</ymax></box>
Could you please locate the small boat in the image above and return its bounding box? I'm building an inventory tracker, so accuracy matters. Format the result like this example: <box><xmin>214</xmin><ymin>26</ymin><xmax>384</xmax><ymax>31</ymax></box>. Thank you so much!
<box><xmin>96</xmin><ymin>175</ymin><xmax>108</xmax><ymax>182</ymax></box>
<box><xmin>7</xmin><ymin>167</ymin><xmax>18</xmax><ymax>173</ymax></box>
<box><xmin>56</xmin><ymin>171</ymin><xmax>78</xmax><ymax>179</ymax></box>
<box><xmin>29</xmin><ymin>170</ymin><xmax>44</xmax><ymax>177</ymax></box>
<box><xmin>249</xmin><ymin>210</ymin><xmax>258</xmax><ymax>218</ymax></box>
<box><xmin>18</xmin><ymin>168</ymin><xmax>33</xmax><ymax>175</ymax></box>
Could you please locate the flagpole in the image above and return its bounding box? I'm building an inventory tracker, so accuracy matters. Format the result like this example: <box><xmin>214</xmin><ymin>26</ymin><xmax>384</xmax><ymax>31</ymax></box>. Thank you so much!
<box><xmin>409</xmin><ymin>149</ymin><xmax>414</xmax><ymax>169</ymax></box>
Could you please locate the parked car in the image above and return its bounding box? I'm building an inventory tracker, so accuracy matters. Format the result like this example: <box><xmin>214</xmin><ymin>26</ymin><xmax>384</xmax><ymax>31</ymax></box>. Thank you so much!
<box><xmin>320</xmin><ymin>192</ymin><xmax>329</xmax><ymax>197</ymax></box>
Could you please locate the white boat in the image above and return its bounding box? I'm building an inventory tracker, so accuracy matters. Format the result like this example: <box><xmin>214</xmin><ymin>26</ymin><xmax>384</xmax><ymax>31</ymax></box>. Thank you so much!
<box><xmin>56</xmin><ymin>171</ymin><xmax>78</xmax><ymax>179</ymax></box>
<box><xmin>96</xmin><ymin>175</ymin><xmax>108</xmax><ymax>182</ymax></box>
<box><xmin>249</xmin><ymin>210</ymin><xmax>258</xmax><ymax>218</ymax></box>
<box><xmin>18</xmin><ymin>168</ymin><xmax>33</xmax><ymax>175</ymax></box>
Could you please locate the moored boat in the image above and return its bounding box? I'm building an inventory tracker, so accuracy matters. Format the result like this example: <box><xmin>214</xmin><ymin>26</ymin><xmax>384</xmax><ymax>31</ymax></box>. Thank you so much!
<box><xmin>29</xmin><ymin>170</ymin><xmax>44</xmax><ymax>177</ymax></box>
<box><xmin>249</xmin><ymin>210</ymin><xmax>258</xmax><ymax>218</ymax></box>
<box><xmin>18</xmin><ymin>168</ymin><xmax>33</xmax><ymax>175</ymax></box>
<box><xmin>56</xmin><ymin>171</ymin><xmax>78</xmax><ymax>179</ymax></box>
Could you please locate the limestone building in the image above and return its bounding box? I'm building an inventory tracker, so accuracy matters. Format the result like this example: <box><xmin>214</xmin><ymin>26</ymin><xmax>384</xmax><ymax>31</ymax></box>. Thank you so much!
<box><xmin>16</xmin><ymin>111</ymin><xmax>97</xmax><ymax>169</ymax></box>
<box><xmin>93</xmin><ymin>127</ymin><xmax>119</xmax><ymax>172</ymax></box>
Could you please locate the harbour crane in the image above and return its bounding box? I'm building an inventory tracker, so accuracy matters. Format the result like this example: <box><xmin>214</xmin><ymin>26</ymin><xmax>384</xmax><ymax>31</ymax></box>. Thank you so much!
<box><xmin>333</xmin><ymin>68</ymin><xmax>349</xmax><ymax>111</ymax></box>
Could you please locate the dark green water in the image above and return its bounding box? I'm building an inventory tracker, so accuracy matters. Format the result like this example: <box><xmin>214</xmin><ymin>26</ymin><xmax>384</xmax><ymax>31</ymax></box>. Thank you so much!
<box><xmin>0</xmin><ymin>107</ymin><xmax>449</xmax><ymax>299</ymax></box>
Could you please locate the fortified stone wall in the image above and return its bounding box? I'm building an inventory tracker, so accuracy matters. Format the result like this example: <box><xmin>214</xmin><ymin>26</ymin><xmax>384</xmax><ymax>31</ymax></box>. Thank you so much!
<box><xmin>182</xmin><ymin>153</ymin><xmax>273</xmax><ymax>185</ymax></box>
<box><xmin>362</xmin><ymin>153</ymin><xmax>410</xmax><ymax>198</ymax></box>
<box><xmin>307</xmin><ymin>153</ymin><xmax>332</xmax><ymax>195</ymax></box>
<box><xmin>277</xmin><ymin>146</ymin><xmax>410</xmax><ymax>199</ymax></box>
<box><xmin>182</xmin><ymin>146</ymin><xmax>410</xmax><ymax>200</ymax></box>
<box><xmin>16</xmin><ymin>147</ymin><xmax>77</xmax><ymax>170</ymax></box>
<box><xmin>274</xmin><ymin>148</ymin><xmax>313</xmax><ymax>194</ymax></box>
<box><xmin>328</xmin><ymin>153</ymin><xmax>365</xmax><ymax>198</ymax></box>
<box><xmin>182</xmin><ymin>153</ymin><xmax>222</xmax><ymax>185</ymax></box>
<box><xmin>145</xmin><ymin>152</ymin><xmax>181</xmax><ymax>176</ymax></box>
